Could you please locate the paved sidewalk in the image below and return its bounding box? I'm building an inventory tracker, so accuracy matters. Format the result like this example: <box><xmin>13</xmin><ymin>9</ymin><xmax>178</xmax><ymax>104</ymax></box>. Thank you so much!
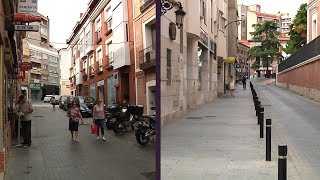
<box><xmin>161</xmin><ymin>82</ymin><xmax>306</xmax><ymax>179</ymax></box>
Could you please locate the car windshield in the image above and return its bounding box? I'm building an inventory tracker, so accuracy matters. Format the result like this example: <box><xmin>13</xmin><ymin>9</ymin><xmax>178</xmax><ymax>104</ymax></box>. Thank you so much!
<box><xmin>62</xmin><ymin>96</ymin><xmax>68</xmax><ymax>101</ymax></box>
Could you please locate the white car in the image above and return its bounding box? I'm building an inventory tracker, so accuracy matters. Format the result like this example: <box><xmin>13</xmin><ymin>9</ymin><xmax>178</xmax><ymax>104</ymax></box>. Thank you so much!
<box><xmin>43</xmin><ymin>95</ymin><xmax>53</xmax><ymax>103</ymax></box>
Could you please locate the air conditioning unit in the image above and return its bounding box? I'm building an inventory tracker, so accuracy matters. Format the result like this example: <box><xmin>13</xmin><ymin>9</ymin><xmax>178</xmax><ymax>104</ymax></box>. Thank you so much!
<box><xmin>145</xmin><ymin>50</ymin><xmax>155</xmax><ymax>62</ymax></box>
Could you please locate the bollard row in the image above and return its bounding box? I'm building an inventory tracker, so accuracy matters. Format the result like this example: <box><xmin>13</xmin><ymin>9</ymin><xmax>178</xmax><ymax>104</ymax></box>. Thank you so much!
<box><xmin>250</xmin><ymin>82</ymin><xmax>287</xmax><ymax>179</ymax></box>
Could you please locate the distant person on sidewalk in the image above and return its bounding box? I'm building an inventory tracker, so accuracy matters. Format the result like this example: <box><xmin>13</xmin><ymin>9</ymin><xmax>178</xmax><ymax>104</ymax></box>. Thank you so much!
<box><xmin>50</xmin><ymin>96</ymin><xmax>56</xmax><ymax>110</ymax></box>
<box><xmin>18</xmin><ymin>95</ymin><xmax>33</xmax><ymax>146</ymax></box>
<box><xmin>229</xmin><ymin>76</ymin><xmax>235</xmax><ymax>97</ymax></box>
<box><xmin>242</xmin><ymin>76</ymin><xmax>247</xmax><ymax>90</ymax></box>
<box><xmin>67</xmin><ymin>101</ymin><xmax>82</xmax><ymax>142</ymax></box>
<box><xmin>93</xmin><ymin>99</ymin><xmax>106</xmax><ymax>141</ymax></box>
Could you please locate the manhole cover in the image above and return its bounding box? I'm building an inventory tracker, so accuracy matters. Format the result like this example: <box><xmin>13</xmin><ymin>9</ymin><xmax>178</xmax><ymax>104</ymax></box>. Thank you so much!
<box><xmin>186</xmin><ymin>117</ymin><xmax>203</xmax><ymax>119</ymax></box>
<box><xmin>205</xmin><ymin>115</ymin><xmax>216</xmax><ymax>117</ymax></box>
<box><xmin>141</xmin><ymin>172</ymin><xmax>156</xmax><ymax>180</ymax></box>
<box><xmin>261</xmin><ymin>105</ymin><xmax>271</xmax><ymax>106</ymax></box>
<box><xmin>33</xmin><ymin>116</ymin><xmax>43</xmax><ymax>117</ymax></box>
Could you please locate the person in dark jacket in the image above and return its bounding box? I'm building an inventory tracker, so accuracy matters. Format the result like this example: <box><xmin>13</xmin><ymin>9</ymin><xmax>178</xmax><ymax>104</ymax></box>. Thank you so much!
<box><xmin>242</xmin><ymin>76</ymin><xmax>247</xmax><ymax>90</ymax></box>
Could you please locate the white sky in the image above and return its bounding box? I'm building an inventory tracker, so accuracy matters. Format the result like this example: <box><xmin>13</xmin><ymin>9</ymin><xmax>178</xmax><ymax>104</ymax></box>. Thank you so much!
<box><xmin>238</xmin><ymin>0</ymin><xmax>308</xmax><ymax>18</ymax></box>
<box><xmin>37</xmin><ymin>0</ymin><xmax>88</xmax><ymax>49</ymax></box>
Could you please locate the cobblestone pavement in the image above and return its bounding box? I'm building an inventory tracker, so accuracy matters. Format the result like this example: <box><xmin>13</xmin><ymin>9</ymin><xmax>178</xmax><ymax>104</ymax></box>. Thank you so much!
<box><xmin>161</xmin><ymin>80</ymin><xmax>319</xmax><ymax>179</ymax></box>
<box><xmin>4</xmin><ymin>103</ymin><xmax>155</xmax><ymax>180</ymax></box>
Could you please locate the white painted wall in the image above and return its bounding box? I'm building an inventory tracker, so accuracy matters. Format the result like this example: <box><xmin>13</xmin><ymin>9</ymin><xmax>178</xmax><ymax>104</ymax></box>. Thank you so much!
<box><xmin>112</xmin><ymin>0</ymin><xmax>130</xmax><ymax>69</ymax></box>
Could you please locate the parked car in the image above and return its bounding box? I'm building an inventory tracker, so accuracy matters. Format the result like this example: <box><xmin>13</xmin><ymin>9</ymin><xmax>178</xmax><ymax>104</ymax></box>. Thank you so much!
<box><xmin>64</xmin><ymin>96</ymin><xmax>96</xmax><ymax>117</ymax></box>
<box><xmin>43</xmin><ymin>95</ymin><xmax>53</xmax><ymax>103</ymax></box>
<box><xmin>63</xmin><ymin>96</ymin><xmax>75</xmax><ymax>111</ymax></box>
<box><xmin>51</xmin><ymin>95</ymin><xmax>60</xmax><ymax>105</ymax></box>
<box><xmin>59</xmin><ymin>96</ymin><xmax>70</xmax><ymax>109</ymax></box>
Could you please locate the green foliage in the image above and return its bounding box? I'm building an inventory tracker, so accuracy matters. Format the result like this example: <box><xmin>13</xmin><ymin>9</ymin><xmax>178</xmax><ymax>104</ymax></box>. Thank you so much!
<box><xmin>248</xmin><ymin>20</ymin><xmax>282</xmax><ymax>68</ymax></box>
<box><xmin>283</xmin><ymin>3</ymin><xmax>307</xmax><ymax>54</ymax></box>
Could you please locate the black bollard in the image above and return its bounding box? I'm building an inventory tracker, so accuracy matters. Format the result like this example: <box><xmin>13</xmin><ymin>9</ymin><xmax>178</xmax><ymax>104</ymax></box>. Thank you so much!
<box><xmin>256</xmin><ymin>101</ymin><xmax>261</xmax><ymax>117</ymax></box>
<box><xmin>259</xmin><ymin>107</ymin><xmax>264</xmax><ymax>138</ymax></box>
<box><xmin>278</xmin><ymin>145</ymin><xmax>287</xmax><ymax>180</ymax></box>
<box><xmin>266</xmin><ymin>119</ymin><xmax>272</xmax><ymax>161</ymax></box>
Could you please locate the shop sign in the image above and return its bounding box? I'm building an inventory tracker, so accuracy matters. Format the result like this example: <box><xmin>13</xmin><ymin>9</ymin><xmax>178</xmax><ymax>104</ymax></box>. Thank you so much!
<box><xmin>18</xmin><ymin>0</ymin><xmax>38</xmax><ymax>15</ymax></box>
<box><xmin>113</xmin><ymin>71</ymin><xmax>119</xmax><ymax>85</ymax></box>
<box><xmin>226</xmin><ymin>57</ymin><xmax>236</xmax><ymax>63</ymax></box>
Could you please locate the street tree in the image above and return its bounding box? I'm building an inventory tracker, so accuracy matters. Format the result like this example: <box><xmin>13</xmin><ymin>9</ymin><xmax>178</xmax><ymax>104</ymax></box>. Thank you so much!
<box><xmin>283</xmin><ymin>3</ymin><xmax>307</xmax><ymax>54</ymax></box>
<box><xmin>248</xmin><ymin>20</ymin><xmax>282</xmax><ymax>77</ymax></box>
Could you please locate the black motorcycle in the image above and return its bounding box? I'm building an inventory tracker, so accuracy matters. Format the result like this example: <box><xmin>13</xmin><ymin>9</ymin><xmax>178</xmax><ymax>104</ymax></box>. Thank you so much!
<box><xmin>135</xmin><ymin>107</ymin><xmax>156</xmax><ymax>146</ymax></box>
<box><xmin>112</xmin><ymin>104</ymin><xmax>143</xmax><ymax>134</ymax></box>
<box><xmin>105</xmin><ymin>104</ymin><xmax>121</xmax><ymax>130</ymax></box>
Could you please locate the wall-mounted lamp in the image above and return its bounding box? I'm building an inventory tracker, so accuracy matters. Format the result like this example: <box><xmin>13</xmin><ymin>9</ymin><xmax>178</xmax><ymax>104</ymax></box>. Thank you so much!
<box><xmin>161</xmin><ymin>0</ymin><xmax>186</xmax><ymax>29</ymax></box>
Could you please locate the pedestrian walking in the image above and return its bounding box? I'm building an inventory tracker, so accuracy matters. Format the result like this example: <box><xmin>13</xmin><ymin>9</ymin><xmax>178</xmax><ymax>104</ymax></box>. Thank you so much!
<box><xmin>67</xmin><ymin>101</ymin><xmax>82</xmax><ymax>142</ymax></box>
<box><xmin>93</xmin><ymin>99</ymin><xmax>106</xmax><ymax>141</ymax></box>
<box><xmin>229</xmin><ymin>76</ymin><xmax>235</xmax><ymax>97</ymax></box>
<box><xmin>242</xmin><ymin>76</ymin><xmax>247</xmax><ymax>90</ymax></box>
<box><xmin>18</xmin><ymin>95</ymin><xmax>33</xmax><ymax>146</ymax></box>
<box><xmin>50</xmin><ymin>96</ymin><xmax>56</xmax><ymax>110</ymax></box>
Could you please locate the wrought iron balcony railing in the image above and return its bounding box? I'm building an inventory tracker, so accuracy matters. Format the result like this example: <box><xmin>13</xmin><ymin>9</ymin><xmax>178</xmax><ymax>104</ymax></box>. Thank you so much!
<box><xmin>139</xmin><ymin>46</ymin><xmax>156</xmax><ymax>70</ymax></box>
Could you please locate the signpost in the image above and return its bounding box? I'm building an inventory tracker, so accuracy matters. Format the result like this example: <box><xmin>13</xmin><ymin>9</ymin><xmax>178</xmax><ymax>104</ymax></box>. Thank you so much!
<box><xmin>15</xmin><ymin>25</ymin><xmax>39</xmax><ymax>32</ymax></box>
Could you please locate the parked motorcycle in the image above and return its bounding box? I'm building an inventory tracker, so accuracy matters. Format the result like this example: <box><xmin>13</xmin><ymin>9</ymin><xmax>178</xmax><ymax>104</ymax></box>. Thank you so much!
<box><xmin>135</xmin><ymin>107</ymin><xmax>156</xmax><ymax>146</ymax></box>
<box><xmin>112</xmin><ymin>104</ymin><xmax>144</xmax><ymax>134</ymax></box>
<box><xmin>105</xmin><ymin>104</ymin><xmax>121</xmax><ymax>130</ymax></box>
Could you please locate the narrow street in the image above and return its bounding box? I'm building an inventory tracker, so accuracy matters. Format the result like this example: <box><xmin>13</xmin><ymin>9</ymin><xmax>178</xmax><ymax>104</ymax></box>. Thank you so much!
<box><xmin>4</xmin><ymin>102</ymin><xmax>155</xmax><ymax>180</ymax></box>
<box><xmin>161</xmin><ymin>80</ymin><xmax>320</xmax><ymax>179</ymax></box>
<box><xmin>257</xmin><ymin>83</ymin><xmax>320</xmax><ymax>178</ymax></box>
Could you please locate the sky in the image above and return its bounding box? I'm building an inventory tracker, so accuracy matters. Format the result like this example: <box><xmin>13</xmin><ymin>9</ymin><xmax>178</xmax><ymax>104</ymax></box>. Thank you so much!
<box><xmin>37</xmin><ymin>0</ymin><xmax>88</xmax><ymax>49</ymax></box>
<box><xmin>238</xmin><ymin>0</ymin><xmax>308</xmax><ymax>18</ymax></box>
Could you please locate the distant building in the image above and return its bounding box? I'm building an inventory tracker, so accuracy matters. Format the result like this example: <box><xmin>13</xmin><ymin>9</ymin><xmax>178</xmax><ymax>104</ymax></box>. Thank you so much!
<box><xmin>58</xmin><ymin>48</ymin><xmax>71</xmax><ymax>96</ymax></box>
<box><xmin>23</xmin><ymin>13</ymin><xmax>60</xmax><ymax>100</ymax></box>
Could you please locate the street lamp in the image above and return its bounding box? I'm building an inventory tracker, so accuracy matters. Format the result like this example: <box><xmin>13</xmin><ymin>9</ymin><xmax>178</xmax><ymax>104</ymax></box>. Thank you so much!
<box><xmin>161</xmin><ymin>0</ymin><xmax>186</xmax><ymax>29</ymax></box>
<box><xmin>175</xmin><ymin>6</ymin><xmax>186</xmax><ymax>29</ymax></box>
<box><xmin>224</xmin><ymin>20</ymin><xmax>243</xmax><ymax>28</ymax></box>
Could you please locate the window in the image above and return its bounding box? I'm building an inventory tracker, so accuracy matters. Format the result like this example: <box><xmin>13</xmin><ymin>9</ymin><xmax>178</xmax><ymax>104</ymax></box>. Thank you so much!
<box><xmin>96</xmin><ymin>18</ymin><xmax>101</xmax><ymax>29</ymax></box>
<box><xmin>97</xmin><ymin>49</ymin><xmax>102</xmax><ymax>71</ymax></box>
<box><xmin>105</xmin><ymin>7</ymin><xmax>112</xmax><ymax>31</ymax></box>
<box><xmin>200</xmin><ymin>0</ymin><xmax>206</xmax><ymax>21</ymax></box>
<box><xmin>79</xmin><ymin>39</ymin><xmax>83</xmax><ymax>54</ymax></box>
<box><xmin>166</xmin><ymin>48</ymin><xmax>172</xmax><ymax>86</ymax></box>
<box><xmin>312</xmin><ymin>19</ymin><xmax>317</xmax><ymax>40</ymax></box>
<box><xmin>107</xmin><ymin>18</ymin><xmax>112</xmax><ymax>30</ymax></box>
<box><xmin>85</xmin><ymin>31</ymin><xmax>90</xmax><ymax>49</ymax></box>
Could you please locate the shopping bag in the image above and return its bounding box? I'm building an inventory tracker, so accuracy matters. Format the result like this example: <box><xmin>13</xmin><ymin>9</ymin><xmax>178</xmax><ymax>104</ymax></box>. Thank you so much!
<box><xmin>91</xmin><ymin>124</ymin><xmax>98</xmax><ymax>135</ymax></box>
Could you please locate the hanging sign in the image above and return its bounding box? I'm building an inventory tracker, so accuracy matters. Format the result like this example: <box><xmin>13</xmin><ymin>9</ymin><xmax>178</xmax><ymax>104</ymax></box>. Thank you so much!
<box><xmin>226</xmin><ymin>57</ymin><xmax>236</xmax><ymax>63</ymax></box>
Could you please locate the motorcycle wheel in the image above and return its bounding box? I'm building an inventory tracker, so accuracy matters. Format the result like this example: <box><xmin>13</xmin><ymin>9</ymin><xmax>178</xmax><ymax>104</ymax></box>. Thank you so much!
<box><xmin>106</xmin><ymin>119</ymin><xmax>114</xmax><ymax>130</ymax></box>
<box><xmin>112</xmin><ymin>122</ymin><xmax>121</xmax><ymax>134</ymax></box>
<box><xmin>135</xmin><ymin>130</ymin><xmax>150</xmax><ymax>146</ymax></box>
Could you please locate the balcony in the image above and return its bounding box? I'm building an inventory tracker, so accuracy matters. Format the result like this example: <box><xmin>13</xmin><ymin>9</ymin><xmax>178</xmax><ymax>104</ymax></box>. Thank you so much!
<box><xmin>95</xmin><ymin>28</ymin><xmax>102</xmax><ymax>44</ymax></box>
<box><xmin>96</xmin><ymin>61</ymin><xmax>103</xmax><ymax>74</ymax></box>
<box><xmin>89</xmin><ymin>65</ymin><xmax>94</xmax><ymax>77</ymax></box>
<box><xmin>106</xmin><ymin>52</ymin><xmax>114</xmax><ymax>70</ymax></box>
<box><xmin>83</xmin><ymin>73</ymin><xmax>88</xmax><ymax>81</ymax></box>
<box><xmin>104</xmin><ymin>21</ymin><xmax>112</xmax><ymax>36</ymax></box>
<box><xmin>139</xmin><ymin>46</ymin><xmax>156</xmax><ymax>70</ymax></box>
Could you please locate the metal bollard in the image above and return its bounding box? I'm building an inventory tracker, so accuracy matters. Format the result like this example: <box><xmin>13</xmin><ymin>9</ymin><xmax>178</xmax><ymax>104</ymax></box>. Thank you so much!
<box><xmin>266</xmin><ymin>119</ymin><xmax>272</xmax><ymax>161</ymax></box>
<box><xmin>256</xmin><ymin>101</ymin><xmax>261</xmax><ymax>117</ymax></box>
<box><xmin>259</xmin><ymin>107</ymin><xmax>264</xmax><ymax>137</ymax></box>
<box><xmin>278</xmin><ymin>145</ymin><xmax>287</xmax><ymax>180</ymax></box>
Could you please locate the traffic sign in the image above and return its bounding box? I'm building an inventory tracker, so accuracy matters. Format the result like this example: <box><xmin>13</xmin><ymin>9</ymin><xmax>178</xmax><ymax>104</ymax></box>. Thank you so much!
<box><xmin>15</xmin><ymin>25</ymin><xmax>39</xmax><ymax>32</ymax></box>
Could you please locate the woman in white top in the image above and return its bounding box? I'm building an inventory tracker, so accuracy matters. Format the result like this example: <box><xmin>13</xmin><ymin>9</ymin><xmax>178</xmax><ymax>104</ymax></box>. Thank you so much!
<box><xmin>229</xmin><ymin>76</ymin><xmax>235</xmax><ymax>97</ymax></box>
<box><xmin>93</xmin><ymin>99</ymin><xmax>106</xmax><ymax>141</ymax></box>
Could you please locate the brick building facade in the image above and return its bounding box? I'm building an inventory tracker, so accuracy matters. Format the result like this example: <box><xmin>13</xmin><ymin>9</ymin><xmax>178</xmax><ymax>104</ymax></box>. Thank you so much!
<box><xmin>133</xmin><ymin>0</ymin><xmax>156</xmax><ymax>115</ymax></box>
<box><xmin>0</xmin><ymin>0</ymin><xmax>24</xmax><ymax>173</ymax></box>
<box><xmin>67</xmin><ymin>0</ymin><xmax>136</xmax><ymax>106</ymax></box>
